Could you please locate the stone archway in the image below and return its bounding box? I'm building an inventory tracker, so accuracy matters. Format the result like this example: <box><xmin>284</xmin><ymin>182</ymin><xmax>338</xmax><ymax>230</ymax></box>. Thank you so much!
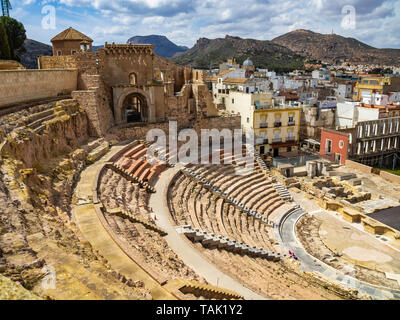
<box><xmin>114</xmin><ymin>87</ymin><xmax>155</xmax><ymax>124</ymax></box>
<box><xmin>122</xmin><ymin>93</ymin><xmax>148</xmax><ymax>123</ymax></box>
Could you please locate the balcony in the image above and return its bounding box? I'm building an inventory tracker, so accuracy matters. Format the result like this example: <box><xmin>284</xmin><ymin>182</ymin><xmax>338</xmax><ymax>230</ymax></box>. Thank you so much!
<box><xmin>288</xmin><ymin>121</ymin><xmax>296</xmax><ymax>126</ymax></box>
<box><xmin>287</xmin><ymin>136</ymin><xmax>296</xmax><ymax>142</ymax></box>
<box><xmin>274</xmin><ymin>122</ymin><xmax>282</xmax><ymax>128</ymax></box>
<box><xmin>272</xmin><ymin>138</ymin><xmax>282</xmax><ymax>144</ymax></box>
<box><xmin>260</xmin><ymin>123</ymin><xmax>268</xmax><ymax>128</ymax></box>
<box><xmin>255</xmin><ymin>137</ymin><xmax>268</xmax><ymax>145</ymax></box>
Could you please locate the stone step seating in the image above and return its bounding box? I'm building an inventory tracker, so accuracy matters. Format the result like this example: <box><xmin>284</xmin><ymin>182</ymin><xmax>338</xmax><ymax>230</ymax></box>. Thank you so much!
<box><xmin>147</xmin><ymin>144</ymin><xmax>176</xmax><ymax>168</ymax></box>
<box><xmin>87</xmin><ymin>141</ymin><xmax>110</xmax><ymax>164</ymax></box>
<box><xmin>182</xmin><ymin>167</ymin><xmax>275</xmax><ymax>226</ymax></box>
<box><xmin>112</xmin><ymin>141</ymin><xmax>170</xmax><ymax>190</ymax></box>
<box><xmin>272</xmin><ymin>183</ymin><xmax>293</xmax><ymax>202</ymax></box>
<box><xmin>168</xmin><ymin>173</ymin><xmax>279</xmax><ymax>253</ymax></box>
<box><xmin>185</xmin><ymin>164</ymin><xmax>283</xmax><ymax>220</ymax></box>
<box><xmin>164</xmin><ymin>278</ymin><xmax>243</xmax><ymax>300</ymax></box>
<box><xmin>23</xmin><ymin>106</ymin><xmax>66</xmax><ymax>134</ymax></box>
<box><xmin>181</xmin><ymin>225</ymin><xmax>282</xmax><ymax>261</ymax></box>
<box><xmin>106</xmin><ymin>162</ymin><xmax>156</xmax><ymax>193</ymax></box>
<box><xmin>0</xmin><ymin>101</ymin><xmax>62</xmax><ymax>138</ymax></box>
<box><xmin>106</xmin><ymin>207</ymin><xmax>167</xmax><ymax>236</ymax></box>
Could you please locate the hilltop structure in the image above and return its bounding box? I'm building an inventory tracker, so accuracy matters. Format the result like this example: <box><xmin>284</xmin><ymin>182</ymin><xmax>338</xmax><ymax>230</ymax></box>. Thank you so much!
<box><xmin>51</xmin><ymin>27</ymin><xmax>93</xmax><ymax>56</ymax></box>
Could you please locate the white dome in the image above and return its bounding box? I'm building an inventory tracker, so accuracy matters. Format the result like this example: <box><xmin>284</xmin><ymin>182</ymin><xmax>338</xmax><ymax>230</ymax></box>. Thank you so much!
<box><xmin>243</xmin><ymin>58</ymin><xmax>254</xmax><ymax>66</ymax></box>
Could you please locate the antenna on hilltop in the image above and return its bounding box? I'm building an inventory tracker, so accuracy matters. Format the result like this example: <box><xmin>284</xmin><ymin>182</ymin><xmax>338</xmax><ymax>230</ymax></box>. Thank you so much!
<box><xmin>1</xmin><ymin>0</ymin><xmax>12</xmax><ymax>17</ymax></box>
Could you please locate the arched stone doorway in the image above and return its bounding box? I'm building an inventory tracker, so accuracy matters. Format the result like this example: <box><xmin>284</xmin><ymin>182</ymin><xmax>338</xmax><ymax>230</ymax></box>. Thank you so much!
<box><xmin>123</xmin><ymin>93</ymin><xmax>148</xmax><ymax>123</ymax></box>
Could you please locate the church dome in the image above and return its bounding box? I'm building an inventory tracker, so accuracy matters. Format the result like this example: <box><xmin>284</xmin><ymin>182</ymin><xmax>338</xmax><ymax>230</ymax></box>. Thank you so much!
<box><xmin>243</xmin><ymin>58</ymin><xmax>254</xmax><ymax>66</ymax></box>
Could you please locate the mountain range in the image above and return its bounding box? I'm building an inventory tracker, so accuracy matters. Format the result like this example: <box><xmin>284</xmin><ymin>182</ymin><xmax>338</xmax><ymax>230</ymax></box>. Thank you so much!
<box><xmin>172</xmin><ymin>35</ymin><xmax>304</xmax><ymax>71</ymax></box>
<box><xmin>20</xmin><ymin>39</ymin><xmax>52</xmax><ymax>69</ymax></box>
<box><xmin>19</xmin><ymin>30</ymin><xmax>400</xmax><ymax>70</ymax></box>
<box><xmin>271</xmin><ymin>29</ymin><xmax>400</xmax><ymax>66</ymax></box>
<box><xmin>127</xmin><ymin>35</ymin><xmax>188</xmax><ymax>58</ymax></box>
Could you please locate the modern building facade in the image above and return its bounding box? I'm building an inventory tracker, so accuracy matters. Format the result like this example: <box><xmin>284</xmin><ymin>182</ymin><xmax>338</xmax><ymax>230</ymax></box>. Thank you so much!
<box><xmin>224</xmin><ymin>91</ymin><xmax>301</xmax><ymax>156</ymax></box>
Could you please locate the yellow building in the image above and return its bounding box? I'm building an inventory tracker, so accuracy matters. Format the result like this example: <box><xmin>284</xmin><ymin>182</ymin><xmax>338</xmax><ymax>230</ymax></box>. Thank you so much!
<box><xmin>253</xmin><ymin>104</ymin><xmax>301</xmax><ymax>156</ymax></box>
<box><xmin>353</xmin><ymin>76</ymin><xmax>400</xmax><ymax>101</ymax></box>
<box><xmin>224</xmin><ymin>91</ymin><xmax>301</xmax><ymax>156</ymax></box>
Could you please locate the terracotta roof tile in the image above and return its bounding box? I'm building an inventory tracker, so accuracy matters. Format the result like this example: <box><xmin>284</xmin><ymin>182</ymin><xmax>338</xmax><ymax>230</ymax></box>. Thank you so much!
<box><xmin>51</xmin><ymin>27</ymin><xmax>93</xmax><ymax>42</ymax></box>
<box><xmin>218</xmin><ymin>69</ymin><xmax>234</xmax><ymax>76</ymax></box>
<box><xmin>223</xmin><ymin>78</ymin><xmax>248</xmax><ymax>84</ymax></box>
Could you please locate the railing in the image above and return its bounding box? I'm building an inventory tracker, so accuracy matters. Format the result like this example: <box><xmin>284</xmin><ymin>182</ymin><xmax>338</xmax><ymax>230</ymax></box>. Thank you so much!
<box><xmin>288</xmin><ymin>121</ymin><xmax>295</xmax><ymax>126</ymax></box>
<box><xmin>274</xmin><ymin>122</ymin><xmax>282</xmax><ymax>128</ymax></box>
<box><xmin>287</xmin><ymin>137</ymin><xmax>296</xmax><ymax>142</ymax></box>
<box><xmin>260</xmin><ymin>123</ymin><xmax>268</xmax><ymax>128</ymax></box>
<box><xmin>255</xmin><ymin>136</ymin><xmax>268</xmax><ymax>145</ymax></box>
<box><xmin>272</xmin><ymin>138</ymin><xmax>282</xmax><ymax>144</ymax></box>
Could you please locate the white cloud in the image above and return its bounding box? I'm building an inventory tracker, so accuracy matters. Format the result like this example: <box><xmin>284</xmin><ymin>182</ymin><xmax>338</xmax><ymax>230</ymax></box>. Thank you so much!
<box><xmin>14</xmin><ymin>0</ymin><xmax>400</xmax><ymax>49</ymax></box>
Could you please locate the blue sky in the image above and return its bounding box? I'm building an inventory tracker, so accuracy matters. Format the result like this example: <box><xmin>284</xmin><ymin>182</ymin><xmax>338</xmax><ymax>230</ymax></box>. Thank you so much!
<box><xmin>10</xmin><ymin>0</ymin><xmax>400</xmax><ymax>49</ymax></box>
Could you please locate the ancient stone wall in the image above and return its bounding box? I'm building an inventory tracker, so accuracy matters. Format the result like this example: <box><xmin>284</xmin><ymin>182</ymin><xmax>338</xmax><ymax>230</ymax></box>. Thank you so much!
<box><xmin>193</xmin><ymin>115</ymin><xmax>242</xmax><ymax>133</ymax></box>
<box><xmin>108</xmin><ymin>115</ymin><xmax>241</xmax><ymax>142</ymax></box>
<box><xmin>153</xmin><ymin>55</ymin><xmax>190</xmax><ymax>92</ymax></box>
<box><xmin>2</xmin><ymin>100</ymin><xmax>89</xmax><ymax>169</ymax></box>
<box><xmin>379</xmin><ymin>171</ymin><xmax>400</xmax><ymax>184</ymax></box>
<box><xmin>38</xmin><ymin>55</ymin><xmax>78</xmax><ymax>70</ymax></box>
<box><xmin>72</xmin><ymin>75</ymin><xmax>114</xmax><ymax>137</ymax></box>
<box><xmin>344</xmin><ymin>160</ymin><xmax>373</xmax><ymax>174</ymax></box>
<box><xmin>0</xmin><ymin>69</ymin><xmax>78</xmax><ymax>108</ymax></box>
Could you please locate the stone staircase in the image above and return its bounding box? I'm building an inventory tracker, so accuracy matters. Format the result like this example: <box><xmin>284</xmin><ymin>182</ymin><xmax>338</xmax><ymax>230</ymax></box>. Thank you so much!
<box><xmin>273</xmin><ymin>183</ymin><xmax>293</xmax><ymax>202</ymax></box>
<box><xmin>179</xmin><ymin>225</ymin><xmax>283</xmax><ymax>261</ymax></box>
<box><xmin>164</xmin><ymin>278</ymin><xmax>243</xmax><ymax>300</ymax></box>
<box><xmin>106</xmin><ymin>208</ymin><xmax>167</xmax><ymax>236</ymax></box>
<box><xmin>106</xmin><ymin>162</ymin><xmax>156</xmax><ymax>193</ymax></box>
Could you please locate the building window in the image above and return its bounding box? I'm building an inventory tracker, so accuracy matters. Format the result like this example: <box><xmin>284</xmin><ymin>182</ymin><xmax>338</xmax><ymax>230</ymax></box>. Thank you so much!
<box><xmin>326</xmin><ymin>139</ymin><xmax>332</xmax><ymax>154</ymax></box>
<box><xmin>129</xmin><ymin>73</ymin><xmax>137</xmax><ymax>85</ymax></box>
<box><xmin>71</xmin><ymin>50</ymin><xmax>76</xmax><ymax>55</ymax></box>
<box><xmin>339</xmin><ymin>140</ymin><xmax>344</xmax><ymax>149</ymax></box>
<box><xmin>247</xmin><ymin>118</ymin><xmax>250</xmax><ymax>123</ymax></box>
<box><xmin>232</xmin><ymin>99</ymin><xmax>235</xmax><ymax>104</ymax></box>
<box><xmin>57</xmin><ymin>50</ymin><xmax>62</xmax><ymax>56</ymax></box>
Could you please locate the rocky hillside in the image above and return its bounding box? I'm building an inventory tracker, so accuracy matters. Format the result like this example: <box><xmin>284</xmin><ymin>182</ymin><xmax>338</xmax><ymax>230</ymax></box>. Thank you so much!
<box><xmin>272</xmin><ymin>29</ymin><xmax>400</xmax><ymax>66</ymax></box>
<box><xmin>173</xmin><ymin>35</ymin><xmax>304</xmax><ymax>72</ymax></box>
<box><xmin>20</xmin><ymin>39</ymin><xmax>52</xmax><ymax>69</ymax></box>
<box><xmin>127</xmin><ymin>35</ymin><xmax>188</xmax><ymax>58</ymax></box>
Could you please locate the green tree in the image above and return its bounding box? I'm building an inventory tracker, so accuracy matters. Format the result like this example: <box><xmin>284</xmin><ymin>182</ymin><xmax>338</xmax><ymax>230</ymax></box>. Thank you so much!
<box><xmin>0</xmin><ymin>20</ymin><xmax>11</xmax><ymax>59</ymax></box>
<box><xmin>0</xmin><ymin>16</ymin><xmax>26</xmax><ymax>61</ymax></box>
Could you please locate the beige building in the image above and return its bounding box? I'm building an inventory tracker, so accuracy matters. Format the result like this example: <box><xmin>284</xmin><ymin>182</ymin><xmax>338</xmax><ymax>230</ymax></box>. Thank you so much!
<box><xmin>51</xmin><ymin>27</ymin><xmax>93</xmax><ymax>56</ymax></box>
<box><xmin>225</xmin><ymin>91</ymin><xmax>301</xmax><ymax>156</ymax></box>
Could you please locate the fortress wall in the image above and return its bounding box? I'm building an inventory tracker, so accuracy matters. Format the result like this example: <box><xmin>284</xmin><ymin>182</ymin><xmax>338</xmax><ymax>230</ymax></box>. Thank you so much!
<box><xmin>0</xmin><ymin>69</ymin><xmax>78</xmax><ymax>108</ymax></box>
<box><xmin>38</xmin><ymin>55</ymin><xmax>78</xmax><ymax>69</ymax></box>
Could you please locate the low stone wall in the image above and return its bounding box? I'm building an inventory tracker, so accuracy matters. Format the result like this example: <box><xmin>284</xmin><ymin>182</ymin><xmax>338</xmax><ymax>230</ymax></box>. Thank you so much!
<box><xmin>0</xmin><ymin>69</ymin><xmax>78</xmax><ymax>108</ymax></box>
<box><xmin>346</xmin><ymin>159</ymin><xmax>400</xmax><ymax>185</ymax></box>
<box><xmin>319</xmin><ymin>199</ymin><xmax>400</xmax><ymax>241</ymax></box>
<box><xmin>345</xmin><ymin>160</ymin><xmax>372</xmax><ymax>174</ymax></box>
<box><xmin>379</xmin><ymin>170</ymin><xmax>400</xmax><ymax>185</ymax></box>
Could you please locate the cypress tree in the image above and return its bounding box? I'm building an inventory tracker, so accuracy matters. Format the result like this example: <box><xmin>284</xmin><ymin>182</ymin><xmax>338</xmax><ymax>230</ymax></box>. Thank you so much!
<box><xmin>0</xmin><ymin>20</ymin><xmax>11</xmax><ymax>59</ymax></box>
